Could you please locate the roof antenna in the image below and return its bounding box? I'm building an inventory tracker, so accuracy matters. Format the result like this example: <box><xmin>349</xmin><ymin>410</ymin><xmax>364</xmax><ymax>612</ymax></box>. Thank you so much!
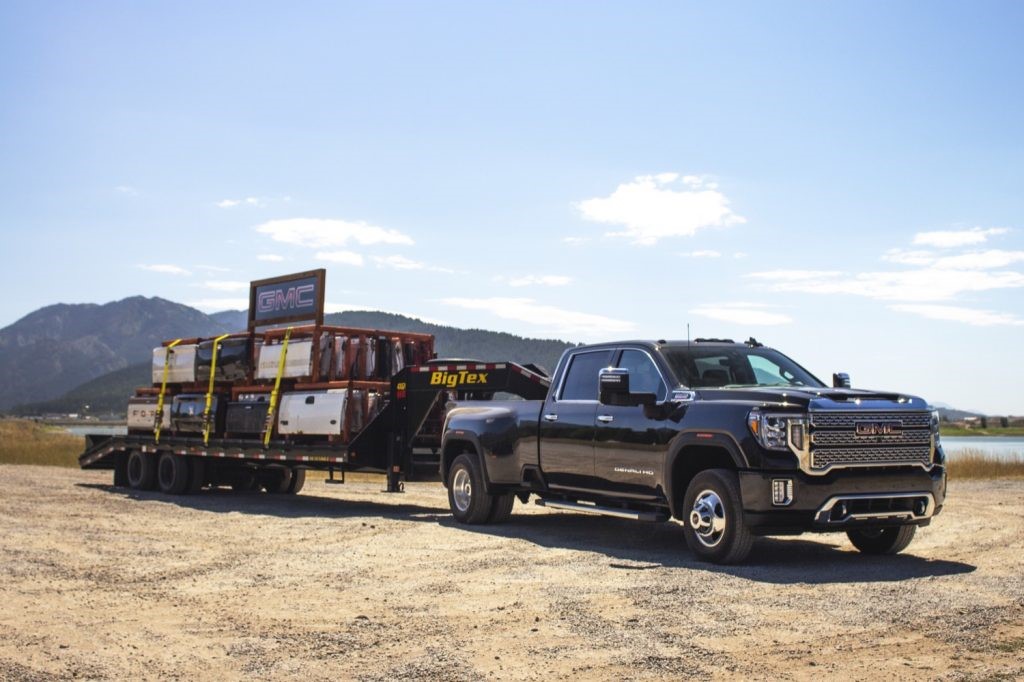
<box><xmin>687</xmin><ymin>323</ymin><xmax>691</xmax><ymax>347</ymax></box>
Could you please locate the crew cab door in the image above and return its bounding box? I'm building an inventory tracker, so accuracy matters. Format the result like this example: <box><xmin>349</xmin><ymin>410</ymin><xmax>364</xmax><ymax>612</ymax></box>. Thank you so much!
<box><xmin>593</xmin><ymin>348</ymin><xmax>674</xmax><ymax>500</ymax></box>
<box><xmin>537</xmin><ymin>349</ymin><xmax>612</xmax><ymax>491</ymax></box>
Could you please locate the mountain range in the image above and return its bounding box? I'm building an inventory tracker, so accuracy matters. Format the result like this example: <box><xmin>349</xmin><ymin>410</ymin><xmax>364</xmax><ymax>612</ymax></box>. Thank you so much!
<box><xmin>0</xmin><ymin>297</ymin><xmax>578</xmax><ymax>415</ymax></box>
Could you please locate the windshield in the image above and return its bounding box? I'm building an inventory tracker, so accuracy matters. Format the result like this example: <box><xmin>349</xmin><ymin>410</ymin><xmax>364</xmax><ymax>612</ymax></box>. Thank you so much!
<box><xmin>661</xmin><ymin>346</ymin><xmax>824</xmax><ymax>389</ymax></box>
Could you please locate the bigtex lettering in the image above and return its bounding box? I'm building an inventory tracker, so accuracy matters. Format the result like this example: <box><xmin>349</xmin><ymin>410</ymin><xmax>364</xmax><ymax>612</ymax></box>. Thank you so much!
<box><xmin>430</xmin><ymin>371</ymin><xmax>488</xmax><ymax>388</ymax></box>
<box><xmin>257</xmin><ymin>285</ymin><xmax>316</xmax><ymax>314</ymax></box>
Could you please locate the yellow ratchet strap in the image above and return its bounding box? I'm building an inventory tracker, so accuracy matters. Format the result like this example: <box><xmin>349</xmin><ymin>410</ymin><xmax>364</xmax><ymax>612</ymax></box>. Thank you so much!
<box><xmin>263</xmin><ymin>327</ymin><xmax>292</xmax><ymax>447</ymax></box>
<box><xmin>154</xmin><ymin>338</ymin><xmax>182</xmax><ymax>443</ymax></box>
<box><xmin>202</xmin><ymin>333</ymin><xmax>230</xmax><ymax>445</ymax></box>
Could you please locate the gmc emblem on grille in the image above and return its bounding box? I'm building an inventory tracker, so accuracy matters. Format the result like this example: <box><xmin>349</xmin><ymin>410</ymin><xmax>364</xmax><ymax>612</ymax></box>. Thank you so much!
<box><xmin>855</xmin><ymin>420</ymin><xmax>903</xmax><ymax>436</ymax></box>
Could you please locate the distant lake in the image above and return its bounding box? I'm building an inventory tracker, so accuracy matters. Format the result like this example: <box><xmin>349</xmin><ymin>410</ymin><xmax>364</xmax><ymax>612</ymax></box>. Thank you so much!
<box><xmin>942</xmin><ymin>436</ymin><xmax>1024</xmax><ymax>460</ymax></box>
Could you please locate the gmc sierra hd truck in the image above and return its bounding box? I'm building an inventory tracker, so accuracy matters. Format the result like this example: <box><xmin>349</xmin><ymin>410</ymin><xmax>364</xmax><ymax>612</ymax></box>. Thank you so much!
<box><xmin>440</xmin><ymin>338</ymin><xmax>946</xmax><ymax>564</ymax></box>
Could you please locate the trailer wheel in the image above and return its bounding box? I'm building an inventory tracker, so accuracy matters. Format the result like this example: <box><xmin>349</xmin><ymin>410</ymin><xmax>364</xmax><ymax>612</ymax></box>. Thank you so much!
<box><xmin>847</xmin><ymin>525</ymin><xmax>917</xmax><ymax>555</ymax></box>
<box><xmin>286</xmin><ymin>468</ymin><xmax>306</xmax><ymax>494</ymax></box>
<box><xmin>487</xmin><ymin>494</ymin><xmax>515</xmax><ymax>524</ymax></box>
<box><xmin>186</xmin><ymin>457</ymin><xmax>206</xmax><ymax>494</ymax></box>
<box><xmin>126</xmin><ymin>451</ymin><xmax>157</xmax><ymax>490</ymax></box>
<box><xmin>261</xmin><ymin>467</ymin><xmax>293</xmax><ymax>494</ymax></box>
<box><xmin>447</xmin><ymin>454</ymin><xmax>495</xmax><ymax>524</ymax></box>
<box><xmin>157</xmin><ymin>453</ymin><xmax>190</xmax><ymax>495</ymax></box>
<box><xmin>230</xmin><ymin>469</ymin><xmax>259</xmax><ymax>492</ymax></box>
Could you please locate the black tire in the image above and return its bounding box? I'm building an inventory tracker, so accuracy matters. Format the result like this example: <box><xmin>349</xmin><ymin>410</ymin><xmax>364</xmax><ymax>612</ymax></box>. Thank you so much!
<box><xmin>447</xmin><ymin>453</ymin><xmax>495</xmax><ymax>524</ymax></box>
<box><xmin>286</xmin><ymin>468</ymin><xmax>306</xmax><ymax>494</ymax></box>
<box><xmin>681</xmin><ymin>469</ymin><xmax>753</xmax><ymax>564</ymax></box>
<box><xmin>230</xmin><ymin>468</ymin><xmax>260</xmax><ymax>492</ymax></box>
<box><xmin>186</xmin><ymin>457</ymin><xmax>206</xmax><ymax>494</ymax></box>
<box><xmin>157</xmin><ymin>453</ymin><xmax>190</xmax><ymax>495</ymax></box>
<box><xmin>487</xmin><ymin>494</ymin><xmax>515</xmax><ymax>524</ymax></box>
<box><xmin>113</xmin><ymin>455</ymin><xmax>129</xmax><ymax>488</ymax></box>
<box><xmin>126</xmin><ymin>451</ymin><xmax>157</xmax><ymax>490</ymax></box>
<box><xmin>261</xmin><ymin>467</ymin><xmax>293</xmax><ymax>494</ymax></box>
<box><xmin>847</xmin><ymin>525</ymin><xmax>917</xmax><ymax>555</ymax></box>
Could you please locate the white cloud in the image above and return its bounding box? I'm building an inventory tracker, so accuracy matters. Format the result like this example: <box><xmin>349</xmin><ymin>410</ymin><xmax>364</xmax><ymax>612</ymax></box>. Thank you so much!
<box><xmin>576</xmin><ymin>173</ymin><xmax>745</xmax><ymax>245</ymax></box>
<box><xmin>934</xmin><ymin>250</ymin><xmax>1024</xmax><ymax>270</ymax></box>
<box><xmin>681</xmin><ymin>250</ymin><xmax>721</xmax><ymax>258</ymax></box>
<box><xmin>137</xmin><ymin>264</ymin><xmax>191</xmax><ymax>276</ymax></box>
<box><xmin>748</xmin><ymin>268</ymin><xmax>1024</xmax><ymax>302</ymax></box>
<box><xmin>373</xmin><ymin>255</ymin><xmax>453</xmax><ymax>273</ymax></box>
<box><xmin>562</xmin><ymin>236</ymin><xmax>590</xmax><ymax>246</ymax></box>
<box><xmin>218</xmin><ymin>196</ymin><xmax>267</xmax><ymax>208</ymax></box>
<box><xmin>690</xmin><ymin>303</ymin><xmax>792</xmax><ymax>326</ymax></box>
<box><xmin>890</xmin><ymin>304</ymin><xmax>1024</xmax><ymax>327</ymax></box>
<box><xmin>883</xmin><ymin>248</ymin><xmax>1024</xmax><ymax>269</ymax></box>
<box><xmin>257</xmin><ymin>254</ymin><xmax>285</xmax><ymax>262</ymax></box>
<box><xmin>256</xmin><ymin>218</ymin><xmax>414</xmax><ymax>249</ymax></box>
<box><xmin>114</xmin><ymin>185</ymin><xmax>138</xmax><ymax>195</ymax></box>
<box><xmin>316</xmin><ymin>250</ymin><xmax>365</xmax><ymax>266</ymax></box>
<box><xmin>441</xmin><ymin>297</ymin><xmax>634</xmax><ymax>337</ymax></box>
<box><xmin>196</xmin><ymin>264</ymin><xmax>231</xmax><ymax>273</ymax></box>
<box><xmin>912</xmin><ymin>227</ymin><xmax>1008</xmax><ymax>248</ymax></box>
<box><xmin>501</xmin><ymin>275</ymin><xmax>572</xmax><ymax>287</ymax></box>
<box><xmin>201</xmin><ymin>280</ymin><xmax>249</xmax><ymax>292</ymax></box>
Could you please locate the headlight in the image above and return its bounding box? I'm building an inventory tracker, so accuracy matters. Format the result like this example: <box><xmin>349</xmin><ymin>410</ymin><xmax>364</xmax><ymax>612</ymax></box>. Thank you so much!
<box><xmin>748</xmin><ymin>411</ymin><xmax>806</xmax><ymax>452</ymax></box>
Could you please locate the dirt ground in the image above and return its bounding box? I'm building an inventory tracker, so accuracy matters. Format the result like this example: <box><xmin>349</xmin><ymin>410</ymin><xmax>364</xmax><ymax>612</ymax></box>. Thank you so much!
<box><xmin>0</xmin><ymin>465</ymin><xmax>1021</xmax><ymax>681</ymax></box>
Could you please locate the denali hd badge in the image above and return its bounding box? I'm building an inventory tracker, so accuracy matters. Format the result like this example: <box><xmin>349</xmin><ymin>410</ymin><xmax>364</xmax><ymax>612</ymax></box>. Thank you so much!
<box><xmin>855</xmin><ymin>420</ymin><xmax>903</xmax><ymax>436</ymax></box>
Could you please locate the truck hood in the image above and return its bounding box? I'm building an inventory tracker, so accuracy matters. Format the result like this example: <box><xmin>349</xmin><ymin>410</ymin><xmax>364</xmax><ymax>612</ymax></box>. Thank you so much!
<box><xmin>693</xmin><ymin>386</ymin><xmax>931</xmax><ymax>411</ymax></box>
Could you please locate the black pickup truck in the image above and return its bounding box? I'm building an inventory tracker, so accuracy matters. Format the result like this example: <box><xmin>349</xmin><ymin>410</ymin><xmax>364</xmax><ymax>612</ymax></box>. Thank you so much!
<box><xmin>439</xmin><ymin>338</ymin><xmax>946</xmax><ymax>563</ymax></box>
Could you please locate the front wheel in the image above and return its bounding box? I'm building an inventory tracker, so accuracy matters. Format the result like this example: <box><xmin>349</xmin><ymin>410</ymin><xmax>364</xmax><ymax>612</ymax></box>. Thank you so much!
<box><xmin>847</xmin><ymin>526</ymin><xmax>916</xmax><ymax>555</ymax></box>
<box><xmin>447</xmin><ymin>454</ymin><xmax>496</xmax><ymax>524</ymax></box>
<box><xmin>681</xmin><ymin>469</ymin><xmax>753</xmax><ymax>564</ymax></box>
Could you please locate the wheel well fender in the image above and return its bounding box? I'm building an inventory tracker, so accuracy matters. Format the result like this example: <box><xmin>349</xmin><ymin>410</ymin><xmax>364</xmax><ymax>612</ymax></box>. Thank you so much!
<box><xmin>665</xmin><ymin>435</ymin><xmax>747</xmax><ymax>520</ymax></box>
<box><xmin>440</xmin><ymin>434</ymin><xmax>487</xmax><ymax>489</ymax></box>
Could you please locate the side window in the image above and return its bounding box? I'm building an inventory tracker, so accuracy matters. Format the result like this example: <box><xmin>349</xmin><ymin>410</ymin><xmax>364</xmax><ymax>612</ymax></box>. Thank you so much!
<box><xmin>559</xmin><ymin>350</ymin><xmax>613</xmax><ymax>401</ymax></box>
<box><xmin>617</xmin><ymin>349</ymin><xmax>667</xmax><ymax>401</ymax></box>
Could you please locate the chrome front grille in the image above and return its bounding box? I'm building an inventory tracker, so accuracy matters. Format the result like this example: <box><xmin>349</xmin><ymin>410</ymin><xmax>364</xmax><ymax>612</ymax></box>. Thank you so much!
<box><xmin>806</xmin><ymin>410</ymin><xmax>933</xmax><ymax>473</ymax></box>
<box><xmin>810</xmin><ymin>412</ymin><xmax>931</xmax><ymax>429</ymax></box>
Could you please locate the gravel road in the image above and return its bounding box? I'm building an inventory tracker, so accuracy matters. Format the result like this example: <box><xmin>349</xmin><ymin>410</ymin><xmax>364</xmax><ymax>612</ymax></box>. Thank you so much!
<box><xmin>0</xmin><ymin>464</ymin><xmax>1021</xmax><ymax>681</ymax></box>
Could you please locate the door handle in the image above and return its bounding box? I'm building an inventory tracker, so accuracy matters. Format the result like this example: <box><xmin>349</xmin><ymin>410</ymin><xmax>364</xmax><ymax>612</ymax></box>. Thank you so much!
<box><xmin>597</xmin><ymin>415</ymin><xmax>614</xmax><ymax>423</ymax></box>
<box><xmin>543</xmin><ymin>414</ymin><xmax>559</xmax><ymax>422</ymax></box>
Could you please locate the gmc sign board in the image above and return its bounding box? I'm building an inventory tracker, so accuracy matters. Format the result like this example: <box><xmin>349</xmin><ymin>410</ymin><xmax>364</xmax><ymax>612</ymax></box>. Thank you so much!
<box><xmin>248</xmin><ymin>269</ymin><xmax>326</xmax><ymax>329</ymax></box>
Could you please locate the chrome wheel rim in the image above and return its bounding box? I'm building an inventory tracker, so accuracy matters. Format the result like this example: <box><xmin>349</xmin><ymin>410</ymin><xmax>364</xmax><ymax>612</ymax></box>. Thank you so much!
<box><xmin>689</xmin><ymin>489</ymin><xmax>727</xmax><ymax>548</ymax></box>
<box><xmin>452</xmin><ymin>468</ymin><xmax>472</xmax><ymax>512</ymax></box>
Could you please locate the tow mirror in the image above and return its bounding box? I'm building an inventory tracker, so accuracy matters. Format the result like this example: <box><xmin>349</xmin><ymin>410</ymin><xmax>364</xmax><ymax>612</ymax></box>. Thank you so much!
<box><xmin>833</xmin><ymin>372</ymin><xmax>851</xmax><ymax>388</ymax></box>
<box><xmin>599</xmin><ymin>368</ymin><xmax>656</xmax><ymax>407</ymax></box>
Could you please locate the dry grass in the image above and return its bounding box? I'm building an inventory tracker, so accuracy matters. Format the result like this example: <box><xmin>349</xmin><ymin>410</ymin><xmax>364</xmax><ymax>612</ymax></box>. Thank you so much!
<box><xmin>0</xmin><ymin>419</ymin><xmax>82</xmax><ymax>467</ymax></box>
<box><xmin>947</xmin><ymin>448</ymin><xmax>1024</xmax><ymax>479</ymax></box>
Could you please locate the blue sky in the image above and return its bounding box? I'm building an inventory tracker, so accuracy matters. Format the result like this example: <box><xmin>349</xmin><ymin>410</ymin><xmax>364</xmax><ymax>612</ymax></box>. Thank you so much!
<box><xmin>1</xmin><ymin>1</ymin><xmax>1022</xmax><ymax>414</ymax></box>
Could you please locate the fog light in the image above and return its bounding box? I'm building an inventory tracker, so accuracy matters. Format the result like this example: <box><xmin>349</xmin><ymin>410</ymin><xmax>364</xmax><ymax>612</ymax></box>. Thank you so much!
<box><xmin>914</xmin><ymin>499</ymin><xmax>927</xmax><ymax>516</ymax></box>
<box><xmin>771</xmin><ymin>478</ymin><xmax>793</xmax><ymax>506</ymax></box>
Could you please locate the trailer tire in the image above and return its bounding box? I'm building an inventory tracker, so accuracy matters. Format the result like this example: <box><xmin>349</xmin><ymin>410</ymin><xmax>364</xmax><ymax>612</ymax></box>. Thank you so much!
<box><xmin>186</xmin><ymin>457</ymin><xmax>206</xmax><ymax>494</ymax></box>
<box><xmin>487</xmin><ymin>494</ymin><xmax>515</xmax><ymax>524</ymax></box>
<box><xmin>230</xmin><ymin>469</ymin><xmax>259</xmax><ymax>492</ymax></box>
<box><xmin>261</xmin><ymin>467</ymin><xmax>293</xmax><ymax>494</ymax></box>
<box><xmin>447</xmin><ymin>454</ymin><xmax>495</xmax><ymax>524</ymax></box>
<box><xmin>126</xmin><ymin>451</ymin><xmax>157</xmax><ymax>490</ymax></box>
<box><xmin>286</xmin><ymin>468</ymin><xmax>306</xmax><ymax>494</ymax></box>
<box><xmin>157</xmin><ymin>453</ymin><xmax>190</xmax><ymax>495</ymax></box>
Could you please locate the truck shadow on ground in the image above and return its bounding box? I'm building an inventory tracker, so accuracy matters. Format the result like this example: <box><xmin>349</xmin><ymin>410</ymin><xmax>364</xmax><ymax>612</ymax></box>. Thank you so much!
<box><xmin>441</xmin><ymin>511</ymin><xmax>977</xmax><ymax>584</ymax></box>
<box><xmin>76</xmin><ymin>483</ymin><xmax>449</xmax><ymax>521</ymax></box>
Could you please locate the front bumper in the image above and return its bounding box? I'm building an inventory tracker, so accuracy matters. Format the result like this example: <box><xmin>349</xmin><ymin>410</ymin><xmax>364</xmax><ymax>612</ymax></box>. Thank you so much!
<box><xmin>738</xmin><ymin>466</ymin><xmax>946</xmax><ymax>534</ymax></box>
